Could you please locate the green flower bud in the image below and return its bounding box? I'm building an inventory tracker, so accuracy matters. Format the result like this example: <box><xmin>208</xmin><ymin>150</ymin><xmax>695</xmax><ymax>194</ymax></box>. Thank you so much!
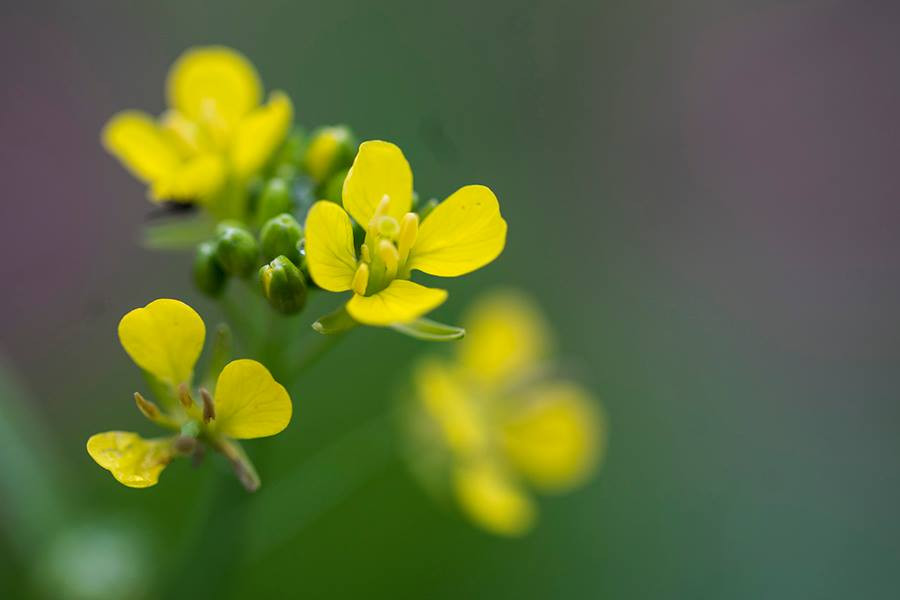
<box><xmin>303</xmin><ymin>125</ymin><xmax>357</xmax><ymax>184</ymax></box>
<box><xmin>215</xmin><ymin>222</ymin><xmax>258</xmax><ymax>278</ymax></box>
<box><xmin>255</xmin><ymin>177</ymin><xmax>294</xmax><ymax>227</ymax></box>
<box><xmin>259</xmin><ymin>256</ymin><xmax>308</xmax><ymax>315</ymax></box>
<box><xmin>260</xmin><ymin>213</ymin><xmax>303</xmax><ymax>265</ymax></box>
<box><xmin>321</xmin><ymin>168</ymin><xmax>349</xmax><ymax>203</ymax></box>
<box><xmin>273</xmin><ymin>127</ymin><xmax>307</xmax><ymax>171</ymax></box>
<box><xmin>193</xmin><ymin>241</ymin><xmax>227</xmax><ymax>297</ymax></box>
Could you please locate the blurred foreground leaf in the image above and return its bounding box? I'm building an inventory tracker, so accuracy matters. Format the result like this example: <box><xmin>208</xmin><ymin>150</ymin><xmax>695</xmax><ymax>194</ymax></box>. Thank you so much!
<box><xmin>0</xmin><ymin>353</ymin><xmax>67</xmax><ymax>556</ymax></box>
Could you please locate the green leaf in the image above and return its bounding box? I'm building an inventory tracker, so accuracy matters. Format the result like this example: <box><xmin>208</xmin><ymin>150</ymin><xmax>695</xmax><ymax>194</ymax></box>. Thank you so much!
<box><xmin>312</xmin><ymin>306</ymin><xmax>358</xmax><ymax>335</ymax></box>
<box><xmin>390</xmin><ymin>318</ymin><xmax>465</xmax><ymax>341</ymax></box>
<box><xmin>142</xmin><ymin>217</ymin><xmax>217</xmax><ymax>250</ymax></box>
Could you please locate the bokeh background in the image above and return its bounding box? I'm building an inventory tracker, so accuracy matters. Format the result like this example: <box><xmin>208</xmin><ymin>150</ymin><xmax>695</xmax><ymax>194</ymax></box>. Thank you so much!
<box><xmin>2</xmin><ymin>0</ymin><xmax>900</xmax><ymax>597</ymax></box>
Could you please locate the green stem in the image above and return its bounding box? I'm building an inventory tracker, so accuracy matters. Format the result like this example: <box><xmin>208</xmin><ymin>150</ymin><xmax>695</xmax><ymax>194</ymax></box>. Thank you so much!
<box><xmin>244</xmin><ymin>412</ymin><xmax>395</xmax><ymax>563</ymax></box>
<box><xmin>163</xmin><ymin>316</ymin><xmax>352</xmax><ymax>594</ymax></box>
<box><xmin>283</xmin><ymin>329</ymin><xmax>347</xmax><ymax>387</ymax></box>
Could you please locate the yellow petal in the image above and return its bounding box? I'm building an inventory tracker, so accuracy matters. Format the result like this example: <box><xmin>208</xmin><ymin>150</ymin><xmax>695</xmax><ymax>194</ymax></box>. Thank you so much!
<box><xmin>414</xmin><ymin>360</ymin><xmax>486</xmax><ymax>458</ymax></box>
<box><xmin>304</xmin><ymin>201</ymin><xmax>358</xmax><ymax>292</ymax></box>
<box><xmin>342</xmin><ymin>140</ymin><xmax>413</xmax><ymax>225</ymax></box>
<box><xmin>86</xmin><ymin>431</ymin><xmax>173</xmax><ymax>489</ymax></box>
<box><xmin>149</xmin><ymin>153</ymin><xmax>225</xmax><ymax>203</ymax></box>
<box><xmin>409</xmin><ymin>185</ymin><xmax>507</xmax><ymax>277</ymax></box>
<box><xmin>102</xmin><ymin>111</ymin><xmax>181</xmax><ymax>184</ymax></box>
<box><xmin>458</xmin><ymin>290</ymin><xmax>552</xmax><ymax>385</ymax></box>
<box><xmin>160</xmin><ymin>109</ymin><xmax>211</xmax><ymax>155</ymax></box>
<box><xmin>453</xmin><ymin>461</ymin><xmax>535</xmax><ymax>536</ymax></box>
<box><xmin>230</xmin><ymin>91</ymin><xmax>293</xmax><ymax>178</ymax></box>
<box><xmin>346</xmin><ymin>280</ymin><xmax>447</xmax><ymax>326</ymax></box>
<box><xmin>501</xmin><ymin>382</ymin><xmax>604</xmax><ymax>492</ymax></box>
<box><xmin>166</xmin><ymin>46</ymin><xmax>261</xmax><ymax>129</ymax></box>
<box><xmin>211</xmin><ymin>359</ymin><xmax>292</xmax><ymax>439</ymax></box>
<box><xmin>118</xmin><ymin>299</ymin><xmax>206</xmax><ymax>387</ymax></box>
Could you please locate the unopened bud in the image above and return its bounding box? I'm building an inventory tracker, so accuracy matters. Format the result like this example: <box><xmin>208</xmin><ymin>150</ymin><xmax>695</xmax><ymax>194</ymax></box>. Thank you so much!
<box><xmin>259</xmin><ymin>213</ymin><xmax>303</xmax><ymax>265</ymax></box>
<box><xmin>215</xmin><ymin>222</ymin><xmax>258</xmax><ymax>278</ymax></box>
<box><xmin>273</xmin><ymin>128</ymin><xmax>308</xmax><ymax>171</ymax></box>
<box><xmin>255</xmin><ymin>177</ymin><xmax>294</xmax><ymax>227</ymax></box>
<box><xmin>303</xmin><ymin>125</ymin><xmax>356</xmax><ymax>183</ymax></box>
<box><xmin>321</xmin><ymin>168</ymin><xmax>349</xmax><ymax>203</ymax></box>
<box><xmin>259</xmin><ymin>256</ymin><xmax>308</xmax><ymax>315</ymax></box>
<box><xmin>193</xmin><ymin>241</ymin><xmax>227</xmax><ymax>297</ymax></box>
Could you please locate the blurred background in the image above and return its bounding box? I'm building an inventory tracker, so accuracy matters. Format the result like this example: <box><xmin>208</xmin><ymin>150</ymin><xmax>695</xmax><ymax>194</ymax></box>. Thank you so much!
<box><xmin>2</xmin><ymin>0</ymin><xmax>900</xmax><ymax>597</ymax></box>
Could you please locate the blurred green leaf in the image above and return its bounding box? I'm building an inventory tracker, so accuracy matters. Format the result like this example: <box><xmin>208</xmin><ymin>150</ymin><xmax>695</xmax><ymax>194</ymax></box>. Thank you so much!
<box><xmin>0</xmin><ymin>354</ymin><xmax>67</xmax><ymax>557</ymax></box>
<box><xmin>141</xmin><ymin>217</ymin><xmax>217</xmax><ymax>250</ymax></box>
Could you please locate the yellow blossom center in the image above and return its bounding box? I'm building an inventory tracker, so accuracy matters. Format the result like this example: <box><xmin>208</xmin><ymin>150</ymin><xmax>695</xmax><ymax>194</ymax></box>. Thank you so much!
<box><xmin>352</xmin><ymin>195</ymin><xmax>419</xmax><ymax>296</ymax></box>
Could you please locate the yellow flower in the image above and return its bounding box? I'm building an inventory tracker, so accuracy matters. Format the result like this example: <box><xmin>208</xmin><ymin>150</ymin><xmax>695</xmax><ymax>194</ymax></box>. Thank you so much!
<box><xmin>305</xmin><ymin>140</ymin><xmax>507</xmax><ymax>326</ymax></box>
<box><xmin>86</xmin><ymin>299</ymin><xmax>292</xmax><ymax>490</ymax></box>
<box><xmin>408</xmin><ymin>290</ymin><xmax>605</xmax><ymax>536</ymax></box>
<box><xmin>102</xmin><ymin>46</ymin><xmax>293</xmax><ymax>205</ymax></box>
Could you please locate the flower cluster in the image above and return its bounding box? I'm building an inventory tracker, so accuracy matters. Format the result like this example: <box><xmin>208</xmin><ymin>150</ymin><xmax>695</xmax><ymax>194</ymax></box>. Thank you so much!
<box><xmin>93</xmin><ymin>46</ymin><xmax>602</xmax><ymax>539</ymax></box>
<box><xmin>404</xmin><ymin>291</ymin><xmax>605</xmax><ymax>535</ymax></box>
<box><xmin>103</xmin><ymin>46</ymin><xmax>506</xmax><ymax>336</ymax></box>
<box><xmin>103</xmin><ymin>47</ymin><xmax>293</xmax><ymax>210</ymax></box>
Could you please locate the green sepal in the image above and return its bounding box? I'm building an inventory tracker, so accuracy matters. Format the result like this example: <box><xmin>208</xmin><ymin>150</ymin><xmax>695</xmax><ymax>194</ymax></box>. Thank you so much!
<box><xmin>215</xmin><ymin>438</ymin><xmax>261</xmax><ymax>492</ymax></box>
<box><xmin>390</xmin><ymin>318</ymin><xmax>465</xmax><ymax>341</ymax></box>
<box><xmin>312</xmin><ymin>306</ymin><xmax>358</xmax><ymax>335</ymax></box>
<box><xmin>201</xmin><ymin>323</ymin><xmax>232</xmax><ymax>390</ymax></box>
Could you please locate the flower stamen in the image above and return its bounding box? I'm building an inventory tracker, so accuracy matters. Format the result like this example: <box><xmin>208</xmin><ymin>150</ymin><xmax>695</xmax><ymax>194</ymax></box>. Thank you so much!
<box><xmin>352</xmin><ymin>263</ymin><xmax>370</xmax><ymax>295</ymax></box>
<box><xmin>397</xmin><ymin>212</ymin><xmax>419</xmax><ymax>265</ymax></box>
<box><xmin>378</xmin><ymin>239</ymin><xmax>400</xmax><ymax>281</ymax></box>
<box><xmin>200</xmin><ymin>387</ymin><xmax>216</xmax><ymax>423</ymax></box>
<box><xmin>178</xmin><ymin>383</ymin><xmax>194</xmax><ymax>409</ymax></box>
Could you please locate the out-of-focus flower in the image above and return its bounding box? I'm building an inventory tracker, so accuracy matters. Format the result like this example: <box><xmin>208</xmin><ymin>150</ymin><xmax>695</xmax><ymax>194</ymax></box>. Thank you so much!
<box><xmin>406</xmin><ymin>291</ymin><xmax>605</xmax><ymax>536</ymax></box>
<box><xmin>305</xmin><ymin>140</ymin><xmax>507</xmax><ymax>327</ymax></box>
<box><xmin>102</xmin><ymin>46</ymin><xmax>292</xmax><ymax>206</ymax></box>
<box><xmin>86</xmin><ymin>299</ymin><xmax>292</xmax><ymax>490</ymax></box>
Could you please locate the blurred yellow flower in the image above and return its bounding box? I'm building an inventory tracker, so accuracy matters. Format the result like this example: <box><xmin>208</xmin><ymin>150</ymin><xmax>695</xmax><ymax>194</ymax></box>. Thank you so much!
<box><xmin>102</xmin><ymin>46</ymin><xmax>293</xmax><ymax>205</ymax></box>
<box><xmin>305</xmin><ymin>140</ymin><xmax>507</xmax><ymax>326</ymax></box>
<box><xmin>86</xmin><ymin>299</ymin><xmax>292</xmax><ymax>490</ymax></box>
<box><xmin>407</xmin><ymin>291</ymin><xmax>605</xmax><ymax>536</ymax></box>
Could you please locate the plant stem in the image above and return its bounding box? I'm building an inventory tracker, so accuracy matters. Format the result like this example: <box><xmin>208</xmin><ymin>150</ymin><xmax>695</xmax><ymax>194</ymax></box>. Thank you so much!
<box><xmin>245</xmin><ymin>412</ymin><xmax>395</xmax><ymax>562</ymax></box>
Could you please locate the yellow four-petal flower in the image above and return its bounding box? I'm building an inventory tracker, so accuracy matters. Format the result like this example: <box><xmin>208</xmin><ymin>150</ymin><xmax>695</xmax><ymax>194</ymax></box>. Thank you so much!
<box><xmin>87</xmin><ymin>299</ymin><xmax>293</xmax><ymax>489</ymax></box>
<box><xmin>305</xmin><ymin>140</ymin><xmax>507</xmax><ymax>326</ymax></box>
<box><xmin>409</xmin><ymin>290</ymin><xmax>605</xmax><ymax>535</ymax></box>
<box><xmin>102</xmin><ymin>46</ymin><xmax>292</xmax><ymax>204</ymax></box>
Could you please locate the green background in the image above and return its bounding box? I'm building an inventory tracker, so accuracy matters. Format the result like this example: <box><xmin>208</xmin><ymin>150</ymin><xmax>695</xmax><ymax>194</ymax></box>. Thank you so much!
<box><xmin>2</xmin><ymin>0</ymin><xmax>899</xmax><ymax>597</ymax></box>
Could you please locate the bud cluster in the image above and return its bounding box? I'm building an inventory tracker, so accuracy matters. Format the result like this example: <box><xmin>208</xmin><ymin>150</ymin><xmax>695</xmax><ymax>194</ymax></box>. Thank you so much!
<box><xmin>190</xmin><ymin>125</ymin><xmax>358</xmax><ymax>315</ymax></box>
